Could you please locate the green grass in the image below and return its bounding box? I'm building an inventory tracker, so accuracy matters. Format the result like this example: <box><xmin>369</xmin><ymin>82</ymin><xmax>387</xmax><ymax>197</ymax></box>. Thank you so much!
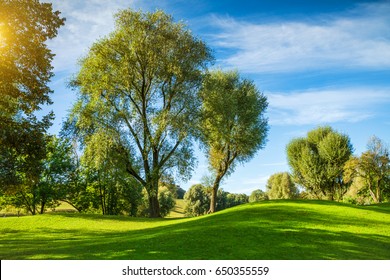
<box><xmin>0</xmin><ymin>200</ymin><xmax>389</xmax><ymax>260</ymax></box>
<box><xmin>166</xmin><ymin>199</ymin><xmax>186</xmax><ymax>218</ymax></box>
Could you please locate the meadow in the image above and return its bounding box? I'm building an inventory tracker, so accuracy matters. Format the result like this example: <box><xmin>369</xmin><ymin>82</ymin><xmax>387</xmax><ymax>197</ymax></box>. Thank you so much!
<box><xmin>1</xmin><ymin>200</ymin><xmax>389</xmax><ymax>260</ymax></box>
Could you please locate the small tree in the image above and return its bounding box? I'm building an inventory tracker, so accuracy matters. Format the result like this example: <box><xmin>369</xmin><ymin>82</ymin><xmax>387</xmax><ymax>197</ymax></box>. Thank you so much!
<box><xmin>158</xmin><ymin>187</ymin><xmax>176</xmax><ymax>217</ymax></box>
<box><xmin>199</xmin><ymin>70</ymin><xmax>268</xmax><ymax>213</ymax></box>
<box><xmin>184</xmin><ymin>184</ymin><xmax>210</xmax><ymax>217</ymax></box>
<box><xmin>344</xmin><ymin>136</ymin><xmax>390</xmax><ymax>203</ymax></box>
<box><xmin>249</xmin><ymin>189</ymin><xmax>268</xmax><ymax>202</ymax></box>
<box><xmin>266</xmin><ymin>172</ymin><xmax>298</xmax><ymax>200</ymax></box>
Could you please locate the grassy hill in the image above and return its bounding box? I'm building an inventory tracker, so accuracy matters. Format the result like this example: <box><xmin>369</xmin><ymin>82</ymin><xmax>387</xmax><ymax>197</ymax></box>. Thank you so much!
<box><xmin>0</xmin><ymin>200</ymin><xmax>389</xmax><ymax>260</ymax></box>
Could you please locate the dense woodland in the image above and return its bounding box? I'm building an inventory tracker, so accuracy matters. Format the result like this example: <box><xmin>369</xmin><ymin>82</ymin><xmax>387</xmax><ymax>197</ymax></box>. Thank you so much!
<box><xmin>1</xmin><ymin>1</ymin><xmax>389</xmax><ymax>218</ymax></box>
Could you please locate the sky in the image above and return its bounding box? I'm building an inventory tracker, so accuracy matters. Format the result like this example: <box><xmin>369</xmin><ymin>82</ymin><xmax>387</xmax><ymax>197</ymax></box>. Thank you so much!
<box><xmin>45</xmin><ymin>0</ymin><xmax>390</xmax><ymax>194</ymax></box>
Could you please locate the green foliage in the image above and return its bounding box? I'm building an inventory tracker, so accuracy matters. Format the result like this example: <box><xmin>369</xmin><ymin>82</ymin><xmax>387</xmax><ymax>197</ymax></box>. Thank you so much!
<box><xmin>0</xmin><ymin>135</ymin><xmax>77</xmax><ymax>215</ymax></box>
<box><xmin>68</xmin><ymin>9</ymin><xmax>212</xmax><ymax>217</ymax></box>
<box><xmin>184</xmin><ymin>184</ymin><xmax>210</xmax><ymax>217</ymax></box>
<box><xmin>286</xmin><ymin>126</ymin><xmax>353</xmax><ymax>200</ymax></box>
<box><xmin>344</xmin><ymin>136</ymin><xmax>390</xmax><ymax>203</ymax></box>
<box><xmin>137</xmin><ymin>187</ymin><xmax>176</xmax><ymax>217</ymax></box>
<box><xmin>249</xmin><ymin>189</ymin><xmax>269</xmax><ymax>202</ymax></box>
<box><xmin>157</xmin><ymin>187</ymin><xmax>176</xmax><ymax>218</ymax></box>
<box><xmin>0</xmin><ymin>0</ymin><xmax>65</xmax><ymax>115</ymax></box>
<box><xmin>184</xmin><ymin>184</ymin><xmax>249</xmax><ymax>216</ymax></box>
<box><xmin>0</xmin><ymin>0</ymin><xmax>64</xmax><ymax>211</ymax></box>
<box><xmin>199</xmin><ymin>70</ymin><xmax>268</xmax><ymax>212</ymax></box>
<box><xmin>218</xmin><ymin>191</ymin><xmax>248</xmax><ymax>210</ymax></box>
<box><xmin>266</xmin><ymin>172</ymin><xmax>299</xmax><ymax>199</ymax></box>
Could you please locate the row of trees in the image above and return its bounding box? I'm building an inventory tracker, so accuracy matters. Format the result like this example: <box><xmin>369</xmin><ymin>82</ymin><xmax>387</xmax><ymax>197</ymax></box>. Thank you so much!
<box><xmin>285</xmin><ymin>126</ymin><xmax>389</xmax><ymax>204</ymax></box>
<box><xmin>184</xmin><ymin>184</ymin><xmax>249</xmax><ymax>216</ymax></box>
<box><xmin>1</xmin><ymin>2</ymin><xmax>268</xmax><ymax>217</ymax></box>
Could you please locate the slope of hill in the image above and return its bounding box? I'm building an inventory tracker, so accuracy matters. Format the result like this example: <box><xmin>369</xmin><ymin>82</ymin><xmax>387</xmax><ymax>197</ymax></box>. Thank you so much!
<box><xmin>0</xmin><ymin>200</ymin><xmax>389</xmax><ymax>259</ymax></box>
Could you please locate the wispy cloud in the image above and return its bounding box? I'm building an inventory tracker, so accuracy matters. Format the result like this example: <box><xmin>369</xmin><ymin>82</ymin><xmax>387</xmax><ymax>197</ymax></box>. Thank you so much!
<box><xmin>268</xmin><ymin>87</ymin><xmax>390</xmax><ymax>125</ymax></box>
<box><xmin>208</xmin><ymin>2</ymin><xmax>390</xmax><ymax>73</ymax></box>
<box><xmin>48</xmin><ymin>0</ymin><xmax>143</xmax><ymax>73</ymax></box>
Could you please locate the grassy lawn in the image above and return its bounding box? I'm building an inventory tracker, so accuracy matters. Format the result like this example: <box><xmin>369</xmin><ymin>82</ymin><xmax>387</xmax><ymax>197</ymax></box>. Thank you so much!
<box><xmin>0</xmin><ymin>200</ymin><xmax>389</xmax><ymax>260</ymax></box>
<box><xmin>167</xmin><ymin>199</ymin><xmax>186</xmax><ymax>218</ymax></box>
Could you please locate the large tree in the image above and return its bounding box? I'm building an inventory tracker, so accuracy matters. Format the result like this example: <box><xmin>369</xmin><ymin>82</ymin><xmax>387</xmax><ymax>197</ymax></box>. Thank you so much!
<box><xmin>69</xmin><ymin>9</ymin><xmax>212</xmax><ymax>217</ymax></box>
<box><xmin>286</xmin><ymin>126</ymin><xmax>353</xmax><ymax>200</ymax></box>
<box><xmin>0</xmin><ymin>0</ymin><xmax>64</xmax><ymax>194</ymax></box>
<box><xmin>199</xmin><ymin>70</ymin><xmax>268</xmax><ymax>213</ymax></box>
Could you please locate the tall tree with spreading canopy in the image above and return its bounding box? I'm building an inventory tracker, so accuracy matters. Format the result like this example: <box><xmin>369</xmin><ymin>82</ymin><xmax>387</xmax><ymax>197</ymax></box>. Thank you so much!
<box><xmin>69</xmin><ymin>9</ymin><xmax>212</xmax><ymax>217</ymax></box>
<box><xmin>0</xmin><ymin>0</ymin><xmax>64</xmax><ymax>193</ymax></box>
<box><xmin>199</xmin><ymin>70</ymin><xmax>268</xmax><ymax>213</ymax></box>
<box><xmin>286</xmin><ymin>126</ymin><xmax>353</xmax><ymax>200</ymax></box>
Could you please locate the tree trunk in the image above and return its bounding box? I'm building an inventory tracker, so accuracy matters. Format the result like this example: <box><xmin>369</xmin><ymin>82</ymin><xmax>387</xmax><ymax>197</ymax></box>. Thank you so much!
<box><xmin>376</xmin><ymin>180</ymin><xmax>381</xmax><ymax>203</ymax></box>
<box><xmin>147</xmin><ymin>179</ymin><xmax>161</xmax><ymax>218</ymax></box>
<box><xmin>148</xmin><ymin>195</ymin><xmax>160</xmax><ymax>218</ymax></box>
<box><xmin>209</xmin><ymin>186</ymin><xmax>218</xmax><ymax>213</ymax></box>
<box><xmin>208</xmin><ymin>174</ymin><xmax>222</xmax><ymax>214</ymax></box>
<box><xmin>40</xmin><ymin>200</ymin><xmax>46</xmax><ymax>214</ymax></box>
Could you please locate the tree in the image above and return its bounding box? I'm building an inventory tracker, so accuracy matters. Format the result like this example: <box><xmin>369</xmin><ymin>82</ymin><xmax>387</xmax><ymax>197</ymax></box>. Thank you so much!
<box><xmin>0</xmin><ymin>135</ymin><xmax>76</xmax><ymax>215</ymax></box>
<box><xmin>286</xmin><ymin>126</ymin><xmax>353</xmax><ymax>200</ymax></box>
<box><xmin>344</xmin><ymin>136</ymin><xmax>390</xmax><ymax>203</ymax></box>
<box><xmin>0</xmin><ymin>0</ymin><xmax>65</xmax><ymax>194</ymax></box>
<box><xmin>68</xmin><ymin>9</ymin><xmax>212</xmax><ymax>217</ymax></box>
<box><xmin>36</xmin><ymin>136</ymin><xmax>77</xmax><ymax>214</ymax></box>
<box><xmin>266</xmin><ymin>172</ymin><xmax>298</xmax><ymax>200</ymax></box>
<box><xmin>249</xmin><ymin>189</ymin><xmax>268</xmax><ymax>202</ymax></box>
<box><xmin>199</xmin><ymin>70</ymin><xmax>268</xmax><ymax>213</ymax></box>
<box><xmin>225</xmin><ymin>192</ymin><xmax>248</xmax><ymax>208</ymax></box>
<box><xmin>157</xmin><ymin>186</ymin><xmax>176</xmax><ymax>217</ymax></box>
<box><xmin>184</xmin><ymin>184</ymin><xmax>210</xmax><ymax>217</ymax></box>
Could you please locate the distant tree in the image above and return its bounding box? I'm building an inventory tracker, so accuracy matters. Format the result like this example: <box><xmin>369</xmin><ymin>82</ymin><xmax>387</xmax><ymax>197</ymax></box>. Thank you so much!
<box><xmin>68</xmin><ymin>9</ymin><xmax>212</xmax><ymax>217</ymax></box>
<box><xmin>0</xmin><ymin>0</ymin><xmax>65</xmax><ymax>193</ymax></box>
<box><xmin>158</xmin><ymin>175</ymin><xmax>185</xmax><ymax>199</ymax></box>
<box><xmin>176</xmin><ymin>187</ymin><xmax>186</xmax><ymax>199</ymax></box>
<box><xmin>199</xmin><ymin>70</ymin><xmax>268</xmax><ymax>213</ymax></box>
<box><xmin>157</xmin><ymin>187</ymin><xmax>176</xmax><ymax>217</ymax></box>
<box><xmin>286</xmin><ymin>126</ymin><xmax>353</xmax><ymax>200</ymax></box>
<box><xmin>184</xmin><ymin>184</ymin><xmax>210</xmax><ymax>217</ymax></box>
<box><xmin>249</xmin><ymin>189</ymin><xmax>268</xmax><ymax>202</ymax></box>
<box><xmin>225</xmin><ymin>192</ymin><xmax>248</xmax><ymax>208</ymax></box>
<box><xmin>266</xmin><ymin>172</ymin><xmax>298</xmax><ymax>200</ymax></box>
<box><xmin>344</xmin><ymin>136</ymin><xmax>390</xmax><ymax>203</ymax></box>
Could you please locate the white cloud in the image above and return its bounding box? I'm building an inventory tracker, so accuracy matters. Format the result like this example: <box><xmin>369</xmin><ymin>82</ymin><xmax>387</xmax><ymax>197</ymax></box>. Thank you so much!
<box><xmin>209</xmin><ymin>2</ymin><xmax>390</xmax><ymax>73</ymax></box>
<box><xmin>268</xmin><ymin>87</ymin><xmax>390</xmax><ymax>125</ymax></box>
<box><xmin>48</xmin><ymin>0</ymin><xmax>143</xmax><ymax>73</ymax></box>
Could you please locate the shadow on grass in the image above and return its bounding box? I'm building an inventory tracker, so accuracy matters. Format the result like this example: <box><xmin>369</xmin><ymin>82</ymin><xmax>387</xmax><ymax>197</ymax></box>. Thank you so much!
<box><xmin>1</xmin><ymin>200</ymin><xmax>389</xmax><ymax>260</ymax></box>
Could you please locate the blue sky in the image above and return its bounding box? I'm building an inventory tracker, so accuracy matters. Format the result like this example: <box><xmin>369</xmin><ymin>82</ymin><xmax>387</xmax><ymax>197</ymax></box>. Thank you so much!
<box><xmin>46</xmin><ymin>0</ymin><xmax>390</xmax><ymax>194</ymax></box>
